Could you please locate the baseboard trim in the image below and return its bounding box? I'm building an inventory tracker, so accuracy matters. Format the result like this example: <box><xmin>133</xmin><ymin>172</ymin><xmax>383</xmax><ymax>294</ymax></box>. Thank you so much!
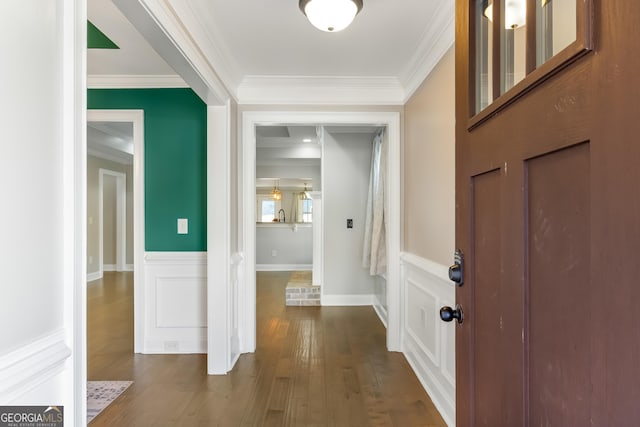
<box><xmin>321</xmin><ymin>294</ymin><xmax>374</xmax><ymax>306</ymax></box>
<box><xmin>0</xmin><ymin>330</ymin><xmax>72</xmax><ymax>403</ymax></box>
<box><xmin>256</xmin><ymin>264</ymin><xmax>312</xmax><ymax>272</ymax></box>
<box><xmin>373</xmin><ymin>300</ymin><xmax>388</xmax><ymax>328</ymax></box>
<box><xmin>404</xmin><ymin>334</ymin><xmax>455</xmax><ymax>427</ymax></box>
<box><xmin>124</xmin><ymin>264</ymin><xmax>134</xmax><ymax>271</ymax></box>
<box><xmin>143</xmin><ymin>339</ymin><xmax>206</xmax><ymax>354</ymax></box>
<box><xmin>103</xmin><ymin>264</ymin><xmax>116</xmax><ymax>272</ymax></box>
<box><xmin>87</xmin><ymin>271</ymin><xmax>102</xmax><ymax>282</ymax></box>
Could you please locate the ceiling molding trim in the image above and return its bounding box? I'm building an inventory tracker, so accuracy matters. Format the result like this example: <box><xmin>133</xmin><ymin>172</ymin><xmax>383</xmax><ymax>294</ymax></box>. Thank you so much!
<box><xmin>113</xmin><ymin>0</ymin><xmax>232</xmax><ymax>105</ymax></box>
<box><xmin>237</xmin><ymin>76</ymin><xmax>405</xmax><ymax>106</ymax></box>
<box><xmin>88</xmin><ymin>148</ymin><xmax>133</xmax><ymax>166</ymax></box>
<box><xmin>399</xmin><ymin>0</ymin><xmax>455</xmax><ymax>103</ymax></box>
<box><xmin>87</xmin><ymin>74</ymin><xmax>188</xmax><ymax>88</ymax></box>
<box><xmin>170</xmin><ymin>1</ymin><xmax>243</xmax><ymax>95</ymax></box>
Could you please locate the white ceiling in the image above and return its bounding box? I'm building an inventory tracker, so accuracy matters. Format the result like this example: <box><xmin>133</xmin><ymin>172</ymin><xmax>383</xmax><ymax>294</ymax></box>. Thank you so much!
<box><xmin>88</xmin><ymin>0</ymin><xmax>178</xmax><ymax>77</ymax></box>
<box><xmin>188</xmin><ymin>0</ymin><xmax>442</xmax><ymax>78</ymax></box>
<box><xmin>88</xmin><ymin>0</ymin><xmax>454</xmax><ymax>104</ymax></box>
<box><xmin>87</xmin><ymin>121</ymin><xmax>134</xmax><ymax>165</ymax></box>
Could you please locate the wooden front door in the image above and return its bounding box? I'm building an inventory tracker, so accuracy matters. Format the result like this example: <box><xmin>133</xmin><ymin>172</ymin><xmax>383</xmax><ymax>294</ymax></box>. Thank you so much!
<box><xmin>453</xmin><ymin>1</ymin><xmax>640</xmax><ymax>425</ymax></box>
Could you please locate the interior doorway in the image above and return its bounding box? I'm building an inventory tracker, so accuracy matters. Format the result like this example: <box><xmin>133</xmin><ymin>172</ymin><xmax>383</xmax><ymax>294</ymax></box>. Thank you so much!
<box><xmin>86</xmin><ymin>110</ymin><xmax>145</xmax><ymax>352</ymax></box>
<box><xmin>97</xmin><ymin>168</ymin><xmax>127</xmax><ymax>274</ymax></box>
<box><xmin>240</xmin><ymin>111</ymin><xmax>402</xmax><ymax>358</ymax></box>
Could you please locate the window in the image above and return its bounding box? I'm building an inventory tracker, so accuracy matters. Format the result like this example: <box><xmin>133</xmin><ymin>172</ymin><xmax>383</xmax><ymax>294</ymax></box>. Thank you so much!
<box><xmin>300</xmin><ymin>199</ymin><xmax>313</xmax><ymax>223</ymax></box>
<box><xmin>472</xmin><ymin>0</ymin><xmax>589</xmax><ymax>123</ymax></box>
<box><xmin>256</xmin><ymin>195</ymin><xmax>281</xmax><ymax>222</ymax></box>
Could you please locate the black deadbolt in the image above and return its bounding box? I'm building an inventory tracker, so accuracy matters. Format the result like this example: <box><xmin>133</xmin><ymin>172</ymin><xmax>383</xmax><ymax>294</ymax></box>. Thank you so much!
<box><xmin>448</xmin><ymin>249</ymin><xmax>464</xmax><ymax>285</ymax></box>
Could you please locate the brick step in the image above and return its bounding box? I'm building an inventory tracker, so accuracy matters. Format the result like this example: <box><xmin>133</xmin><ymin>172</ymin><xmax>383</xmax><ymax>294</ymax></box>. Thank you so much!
<box><xmin>285</xmin><ymin>284</ymin><xmax>320</xmax><ymax>306</ymax></box>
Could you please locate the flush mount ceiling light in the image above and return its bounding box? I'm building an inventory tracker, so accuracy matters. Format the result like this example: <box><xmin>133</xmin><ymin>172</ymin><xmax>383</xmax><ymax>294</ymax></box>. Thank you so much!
<box><xmin>484</xmin><ymin>0</ymin><xmax>526</xmax><ymax>29</ymax></box>
<box><xmin>299</xmin><ymin>0</ymin><xmax>363</xmax><ymax>32</ymax></box>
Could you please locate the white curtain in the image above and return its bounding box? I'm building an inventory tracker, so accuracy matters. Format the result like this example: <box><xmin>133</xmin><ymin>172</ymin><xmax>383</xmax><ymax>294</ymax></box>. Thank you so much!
<box><xmin>362</xmin><ymin>130</ymin><xmax>387</xmax><ymax>275</ymax></box>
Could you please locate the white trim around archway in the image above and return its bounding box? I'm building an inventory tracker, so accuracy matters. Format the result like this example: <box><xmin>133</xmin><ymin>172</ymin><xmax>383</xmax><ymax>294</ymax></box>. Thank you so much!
<box><xmin>87</xmin><ymin>110</ymin><xmax>145</xmax><ymax>352</ymax></box>
<box><xmin>240</xmin><ymin>111</ymin><xmax>402</xmax><ymax>354</ymax></box>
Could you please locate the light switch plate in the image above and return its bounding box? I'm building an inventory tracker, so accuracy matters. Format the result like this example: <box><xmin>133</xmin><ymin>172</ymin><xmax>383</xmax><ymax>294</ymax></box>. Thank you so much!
<box><xmin>177</xmin><ymin>218</ymin><xmax>188</xmax><ymax>234</ymax></box>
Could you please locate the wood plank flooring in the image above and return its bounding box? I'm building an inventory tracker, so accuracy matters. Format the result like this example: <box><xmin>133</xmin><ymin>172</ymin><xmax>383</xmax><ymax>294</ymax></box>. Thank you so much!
<box><xmin>88</xmin><ymin>271</ymin><xmax>446</xmax><ymax>426</ymax></box>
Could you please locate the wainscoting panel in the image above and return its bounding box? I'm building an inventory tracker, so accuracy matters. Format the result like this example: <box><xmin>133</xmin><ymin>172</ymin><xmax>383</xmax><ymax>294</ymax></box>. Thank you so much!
<box><xmin>156</xmin><ymin>278</ymin><xmax>206</xmax><ymax>328</ymax></box>
<box><xmin>400</xmin><ymin>252</ymin><xmax>456</xmax><ymax>427</ymax></box>
<box><xmin>0</xmin><ymin>329</ymin><xmax>71</xmax><ymax>403</ymax></box>
<box><xmin>144</xmin><ymin>252</ymin><xmax>207</xmax><ymax>354</ymax></box>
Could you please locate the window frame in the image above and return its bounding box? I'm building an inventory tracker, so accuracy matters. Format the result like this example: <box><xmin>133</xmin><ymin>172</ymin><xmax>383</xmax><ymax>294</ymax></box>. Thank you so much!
<box><xmin>468</xmin><ymin>0</ymin><xmax>592</xmax><ymax>130</ymax></box>
<box><xmin>256</xmin><ymin>194</ymin><xmax>281</xmax><ymax>223</ymax></box>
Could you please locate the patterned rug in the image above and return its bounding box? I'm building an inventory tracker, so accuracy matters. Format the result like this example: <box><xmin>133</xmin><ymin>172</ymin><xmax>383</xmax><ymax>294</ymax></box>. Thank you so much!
<box><xmin>87</xmin><ymin>381</ymin><xmax>133</xmax><ymax>423</ymax></box>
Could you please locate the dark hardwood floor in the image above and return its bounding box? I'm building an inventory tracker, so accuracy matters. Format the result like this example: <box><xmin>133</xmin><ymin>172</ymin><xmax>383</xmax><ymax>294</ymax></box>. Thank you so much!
<box><xmin>88</xmin><ymin>271</ymin><xmax>446</xmax><ymax>426</ymax></box>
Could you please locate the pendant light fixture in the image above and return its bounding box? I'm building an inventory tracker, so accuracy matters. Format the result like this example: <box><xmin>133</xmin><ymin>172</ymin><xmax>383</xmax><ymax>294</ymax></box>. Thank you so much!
<box><xmin>299</xmin><ymin>0</ymin><xmax>363</xmax><ymax>32</ymax></box>
<box><xmin>299</xmin><ymin>183</ymin><xmax>311</xmax><ymax>200</ymax></box>
<box><xmin>272</xmin><ymin>180</ymin><xmax>282</xmax><ymax>201</ymax></box>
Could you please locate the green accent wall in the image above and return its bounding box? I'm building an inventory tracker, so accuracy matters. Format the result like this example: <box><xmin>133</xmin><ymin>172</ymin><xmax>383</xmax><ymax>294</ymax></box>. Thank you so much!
<box><xmin>87</xmin><ymin>21</ymin><xmax>119</xmax><ymax>49</ymax></box>
<box><xmin>88</xmin><ymin>88</ymin><xmax>207</xmax><ymax>251</ymax></box>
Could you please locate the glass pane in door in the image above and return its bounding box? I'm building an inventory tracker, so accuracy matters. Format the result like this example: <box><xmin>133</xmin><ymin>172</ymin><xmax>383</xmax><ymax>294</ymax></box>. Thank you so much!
<box><xmin>475</xmin><ymin>0</ymin><xmax>494</xmax><ymax>113</ymax></box>
<box><xmin>501</xmin><ymin>0</ymin><xmax>526</xmax><ymax>94</ymax></box>
<box><xmin>536</xmin><ymin>0</ymin><xmax>577</xmax><ymax>66</ymax></box>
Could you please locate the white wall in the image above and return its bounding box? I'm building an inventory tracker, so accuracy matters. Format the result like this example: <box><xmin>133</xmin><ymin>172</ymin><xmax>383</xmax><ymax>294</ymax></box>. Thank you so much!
<box><xmin>323</xmin><ymin>130</ymin><xmax>375</xmax><ymax>300</ymax></box>
<box><xmin>0</xmin><ymin>0</ymin><xmax>82</xmax><ymax>421</ymax></box>
<box><xmin>257</xmin><ymin>165</ymin><xmax>321</xmax><ymax>191</ymax></box>
<box><xmin>256</xmin><ymin>224</ymin><xmax>312</xmax><ymax>269</ymax></box>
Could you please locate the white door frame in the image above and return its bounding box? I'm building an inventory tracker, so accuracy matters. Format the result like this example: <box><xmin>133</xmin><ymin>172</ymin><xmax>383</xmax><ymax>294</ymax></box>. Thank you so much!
<box><xmin>98</xmin><ymin>169</ymin><xmax>126</xmax><ymax>273</ymax></box>
<box><xmin>240</xmin><ymin>111</ymin><xmax>402</xmax><ymax>353</ymax></box>
<box><xmin>207</xmin><ymin>102</ymin><xmax>234</xmax><ymax>374</ymax></box>
<box><xmin>87</xmin><ymin>110</ymin><xmax>145</xmax><ymax>353</ymax></box>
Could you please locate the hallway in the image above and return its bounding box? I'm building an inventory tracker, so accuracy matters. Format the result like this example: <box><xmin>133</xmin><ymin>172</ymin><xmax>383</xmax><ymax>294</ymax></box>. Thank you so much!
<box><xmin>88</xmin><ymin>271</ymin><xmax>446</xmax><ymax>426</ymax></box>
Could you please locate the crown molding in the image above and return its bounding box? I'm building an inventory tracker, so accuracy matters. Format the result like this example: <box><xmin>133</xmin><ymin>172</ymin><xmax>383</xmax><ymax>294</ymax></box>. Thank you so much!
<box><xmin>237</xmin><ymin>75</ymin><xmax>405</xmax><ymax>106</ymax></box>
<box><xmin>173</xmin><ymin>1</ymin><xmax>242</xmax><ymax>94</ymax></box>
<box><xmin>399</xmin><ymin>0</ymin><xmax>455</xmax><ymax>103</ymax></box>
<box><xmin>87</xmin><ymin>74</ymin><xmax>188</xmax><ymax>88</ymax></box>
<box><xmin>113</xmin><ymin>0</ymin><xmax>232</xmax><ymax>105</ymax></box>
<box><xmin>88</xmin><ymin>147</ymin><xmax>133</xmax><ymax>165</ymax></box>
<box><xmin>111</xmin><ymin>0</ymin><xmax>454</xmax><ymax>106</ymax></box>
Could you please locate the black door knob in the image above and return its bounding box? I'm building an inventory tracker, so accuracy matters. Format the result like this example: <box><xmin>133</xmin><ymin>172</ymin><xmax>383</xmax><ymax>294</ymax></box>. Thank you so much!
<box><xmin>440</xmin><ymin>305</ymin><xmax>464</xmax><ymax>324</ymax></box>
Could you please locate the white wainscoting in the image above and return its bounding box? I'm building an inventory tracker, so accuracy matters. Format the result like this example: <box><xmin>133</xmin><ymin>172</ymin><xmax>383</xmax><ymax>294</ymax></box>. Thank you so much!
<box><xmin>400</xmin><ymin>252</ymin><xmax>456</xmax><ymax>427</ymax></box>
<box><xmin>0</xmin><ymin>329</ymin><xmax>71</xmax><ymax>403</ymax></box>
<box><xmin>143</xmin><ymin>252</ymin><xmax>207</xmax><ymax>353</ymax></box>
